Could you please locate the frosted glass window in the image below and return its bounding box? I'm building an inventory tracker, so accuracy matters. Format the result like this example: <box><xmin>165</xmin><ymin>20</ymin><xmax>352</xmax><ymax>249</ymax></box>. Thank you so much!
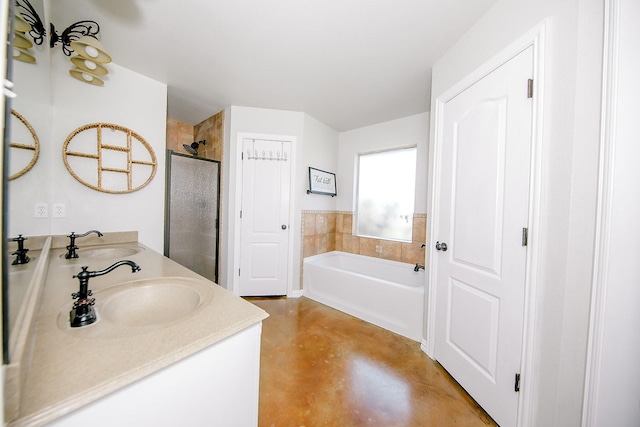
<box><xmin>356</xmin><ymin>147</ymin><xmax>417</xmax><ymax>241</ymax></box>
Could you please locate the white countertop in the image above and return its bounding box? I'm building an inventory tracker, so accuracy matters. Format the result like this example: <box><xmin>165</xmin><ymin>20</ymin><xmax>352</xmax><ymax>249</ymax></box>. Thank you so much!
<box><xmin>6</xmin><ymin>233</ymin><xmax>267</xmax><ymax>427</ymax></box>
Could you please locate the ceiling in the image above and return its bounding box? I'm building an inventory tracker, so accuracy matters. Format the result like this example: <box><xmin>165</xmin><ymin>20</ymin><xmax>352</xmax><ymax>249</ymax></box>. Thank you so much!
<box><xmin>51</xmin><ymin>0</ymin><xmax>498</xmax><ymax>131</ymax></box>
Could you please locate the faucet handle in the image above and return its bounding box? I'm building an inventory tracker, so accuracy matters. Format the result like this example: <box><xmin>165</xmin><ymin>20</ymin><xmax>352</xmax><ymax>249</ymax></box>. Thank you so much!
<box><xmin>71</xmin><ymin>289</ymin><xmax>92</xmax><ymax>299</ymax></box>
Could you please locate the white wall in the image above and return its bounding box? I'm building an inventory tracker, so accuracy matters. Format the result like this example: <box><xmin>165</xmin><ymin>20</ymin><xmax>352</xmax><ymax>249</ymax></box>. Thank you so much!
<box><xmin>9</xmin><ymin>53</ymin><xmax>167</xmax><ymax>252</ymax></box>
<box><xmin>427</xmin><ymin>0</ymin><xmax>603</xmax><ymax>425</ymax></box>
<box><xmin>9</xmin><ymin>11</ymin><xmax>52</xmax><ymax>238</ymax></box>
<box><xmin>301</xmin><ymin>113</ymin><xmax>339</xmax><ymax>211</ymax></box>
<box><xmin>337</xmin><ymin>112</ymin><xmax>429</xmax><ymax>213</ymax></box>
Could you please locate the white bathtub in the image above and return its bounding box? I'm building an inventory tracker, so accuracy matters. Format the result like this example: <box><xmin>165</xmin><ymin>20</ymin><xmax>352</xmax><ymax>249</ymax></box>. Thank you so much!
<box><xmin>303</xmin><ymin>251</ymin><xmax>424</xmax><ymax>341</ymax></box>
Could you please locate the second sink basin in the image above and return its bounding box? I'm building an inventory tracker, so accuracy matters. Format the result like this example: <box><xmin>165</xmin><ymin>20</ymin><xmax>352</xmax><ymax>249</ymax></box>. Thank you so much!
<box><xmin>59</xmin><ymin>245</ymin><xmax>144</xmax><ymax>261</ymax></box>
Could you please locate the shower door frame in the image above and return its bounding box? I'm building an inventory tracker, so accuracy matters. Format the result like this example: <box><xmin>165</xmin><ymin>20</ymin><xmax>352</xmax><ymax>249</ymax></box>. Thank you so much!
<box><xmin>164</xmin><ymin>150</ymin><xmax>221</xmax><ymax>283</ymax></box>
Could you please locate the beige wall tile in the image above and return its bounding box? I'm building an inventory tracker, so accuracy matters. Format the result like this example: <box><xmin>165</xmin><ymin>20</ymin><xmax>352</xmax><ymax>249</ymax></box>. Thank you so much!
<box><xmin>194</xmin><ymin>110</ymin><xmax>224</xmax><ymax>161</ymax></box>
<box><xmin>343</xmin><ymin>213</ymin><xmax>353</xmax><ymax>234</ymax></box>
<box><xmin>359</xmin><ymin>238</ymin><xmax>379</xmax><ymax>258</ymax></box>
<box><xmin>401</xmin><ymin>241</ymin><xmax>425</xmax><ymax>265</ymax></box>
<box><xmin>380</xmin><ymin>240</ymin><xmax>402</xmax><ymax>262</ymax></box>
<box><xmin>327</xmin><ymin>213</ymin><xmax>336</xmax><ymax>234</ymax></box>
<box><xmin>343</xmin><ymin>234</ymin><xmax>360</xmax><ymax>254</ymax></box>
<box><xmin>303</xmin><ymin>235</ymin><xmax>318</xmax><ymax>258</ymax></box>
<box><xmin>315</xmin><ymin>234</ymin><xmax>328</xmax><ymax>254</ymax></box>
<box><xmin>336</xmin><ymin>213</ymin><xmax>344</xmax><ymax>234</ymax></box>
<box><xmin>303</xmin><ymin>213</ymin><xmax>316</xmax><ymax>236</ymax></box>
<box><xmin>316</xmin><ymin>213</ymin><xmax>328</xmax><ymax>234</ymax></box>
<box><xmin>166</xmin><ymin>118</ymin><xmax>194</xmax><ymax>153</ymax></box>
<box><xmin>412</xmin><ymin>216</ymin><xmax>427</xmax><ymax>243</ymax></box>
<box><xmin>335</xmin><ymin>233</ymin><xmax>343</xmax><ymax>251</ymax></box>
<box><xmin>327</xmin><ymin>233</ymin><xmax>336</xmax><ymax>252</ymax></box>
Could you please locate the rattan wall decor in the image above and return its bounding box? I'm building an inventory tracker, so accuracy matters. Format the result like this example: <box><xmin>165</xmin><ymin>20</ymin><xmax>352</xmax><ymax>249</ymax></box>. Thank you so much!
<box><xmin>62</xmin><ymin>123</ymin><xmax>157</xmax><ymax>194</ymax></box>
<box><xmin>9</xmin><ymin>109</ymin><xmax>40</xmax><ymax>180</ymax></box>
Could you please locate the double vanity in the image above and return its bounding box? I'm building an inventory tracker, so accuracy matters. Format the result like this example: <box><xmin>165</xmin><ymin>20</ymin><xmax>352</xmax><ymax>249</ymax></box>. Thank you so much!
<box><xmin>5</xmin><ymin>232</ymin><xmax>268</xmax><ymax>426</ymax></box>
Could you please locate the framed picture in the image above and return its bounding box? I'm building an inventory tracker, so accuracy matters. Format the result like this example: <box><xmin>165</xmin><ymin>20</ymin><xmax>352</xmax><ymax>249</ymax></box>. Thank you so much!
<box><xmin>307</xmin><ymin>167</ymin><xmax>337</xmax><ymax>196</ymax></box>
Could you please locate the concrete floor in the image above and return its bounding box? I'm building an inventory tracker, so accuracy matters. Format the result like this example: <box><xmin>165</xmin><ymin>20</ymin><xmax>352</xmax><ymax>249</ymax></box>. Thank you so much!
<box><xmin>247</xmin><ymin>296</ymin><xmax>496</xmax><ymax>427</ymax></box>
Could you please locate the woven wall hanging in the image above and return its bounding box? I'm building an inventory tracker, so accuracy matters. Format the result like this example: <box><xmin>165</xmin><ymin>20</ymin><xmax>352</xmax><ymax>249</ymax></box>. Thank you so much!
<box><xmin>62</xmin><ymin>123</ymin><xmax>157</xmax><ymax>194</ymax></box>
<box><xmin>9</xmin><ymin>109</ymin><xmax>40</xmax><ymax>180</ymax></box>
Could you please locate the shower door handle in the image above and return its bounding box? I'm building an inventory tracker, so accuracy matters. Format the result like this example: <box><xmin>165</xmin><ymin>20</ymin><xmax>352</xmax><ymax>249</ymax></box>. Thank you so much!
<box><xmin>281</xmin><ymin>225</ymin><xmax>287</xmax><ymax>230</ymax></box>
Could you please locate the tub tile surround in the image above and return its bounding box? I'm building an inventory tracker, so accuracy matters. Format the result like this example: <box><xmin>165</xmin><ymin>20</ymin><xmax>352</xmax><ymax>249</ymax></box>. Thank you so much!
<box><xmin>302</xmin><ymin>211</ymin><xmax>427</xmax><ymax>265</ymax></box>
<box><xmin>5</xmin><ymin>231</ymin><xmax>267</xmax><ymax>426</ymax></box>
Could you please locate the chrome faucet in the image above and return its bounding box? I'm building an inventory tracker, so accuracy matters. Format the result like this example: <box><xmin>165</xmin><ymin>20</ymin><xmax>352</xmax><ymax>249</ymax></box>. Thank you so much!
<box><xmin>65</xmin><ymin>230</ymin><xmax>103</xmax><ymax>259</ymax></box>
<box><xmin>414</xmin><ymin>263</ymin><xmax>425</xmax><ymax>272</ymax></box>
<box><xmin>70</xmin><ymin>260</ymin><xmax>142</xmax><ymax>328</ymax></box>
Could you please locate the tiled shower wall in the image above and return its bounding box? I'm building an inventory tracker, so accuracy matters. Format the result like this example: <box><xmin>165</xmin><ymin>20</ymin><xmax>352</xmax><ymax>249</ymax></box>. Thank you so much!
<box><xmin>166</xmin><ymin>110</ymin><xmax>224</xmax><ymax>161</ymax></box>
<box><xmin>302</xmin><ymin>211</ymin><xmax>426</xmax><ymax>264</ymax></box>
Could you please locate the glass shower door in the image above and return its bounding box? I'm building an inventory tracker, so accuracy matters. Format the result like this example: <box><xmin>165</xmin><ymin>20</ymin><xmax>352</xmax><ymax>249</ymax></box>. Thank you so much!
<box><xmin>165</xmin><ymin>151</ymin><xmax>220</xmax><ymax>283</ymax></box>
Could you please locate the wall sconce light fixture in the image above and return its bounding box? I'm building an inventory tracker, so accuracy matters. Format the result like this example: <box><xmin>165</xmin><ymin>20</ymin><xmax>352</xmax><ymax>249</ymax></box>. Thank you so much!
<box><xmin>14</xmin><ymin>0</ymin><xmax>113</xmax><ymax>85</ymax></box>
<box><xmin>183</xmin><ymin>140</ymin><xmax>206</xmax><ymax>156</ymax></box>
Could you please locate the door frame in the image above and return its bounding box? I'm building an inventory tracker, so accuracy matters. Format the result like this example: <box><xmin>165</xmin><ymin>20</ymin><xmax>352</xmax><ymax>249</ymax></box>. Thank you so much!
<box><xmin>425</xmin><ymin>21</ymin><xmax>547</xmax><ymax>427</ymax></box>
<box><xmin>231</xmin><ymin>132</ymin><xmax>297</xmax><ymax>296</ymax></box>
<box><xmin>582</xmin><ymin>0</ymin><xmax>639</xmax><ymax>423</ymax></box>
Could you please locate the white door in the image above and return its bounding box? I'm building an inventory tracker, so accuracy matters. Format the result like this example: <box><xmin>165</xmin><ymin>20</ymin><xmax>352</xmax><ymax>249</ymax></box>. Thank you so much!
<box><xmin>433</xmin><ymin>47</ymin><xmax>533</xmax><ymax>427</ymax></box>
<box><xmin>239</xmin><ymin>137</ymin><xmax>291</xmax><ymax>296</ymax></box>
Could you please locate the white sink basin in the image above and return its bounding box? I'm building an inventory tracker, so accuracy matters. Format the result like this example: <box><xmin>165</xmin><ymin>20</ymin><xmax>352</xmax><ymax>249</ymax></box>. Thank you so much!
<box><xmin>58</xmin><ymin>277</ymin><xmax>214</xmax><ymax>338</ymax></box>
<box><xmin>102</xmin><ymin>282</ymin><xmax>201</xmax><ymax>327</ymax></box>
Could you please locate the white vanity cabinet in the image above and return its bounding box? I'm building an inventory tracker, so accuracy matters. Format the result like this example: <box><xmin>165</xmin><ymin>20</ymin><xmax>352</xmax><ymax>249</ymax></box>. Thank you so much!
<box><xmin>47</xmin><ymin>323</ymin><xmax>262</xmax><ymax>427</ymax></box>
<box><xmin>6</xmin><ymin>233</ymin><xmax>267</xmax><ymax>427</ymax></box>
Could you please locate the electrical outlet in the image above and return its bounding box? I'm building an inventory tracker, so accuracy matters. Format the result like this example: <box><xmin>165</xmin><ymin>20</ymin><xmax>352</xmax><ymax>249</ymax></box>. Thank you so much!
<box><xmin>34</xmin><ymin>203</ymin><xmax>48</xmax><ymax>218</ymax></box>
<box><xmin>53</xmin><ymin>204</ymin><xmax>66</xmax><ymax>218</ymax></box>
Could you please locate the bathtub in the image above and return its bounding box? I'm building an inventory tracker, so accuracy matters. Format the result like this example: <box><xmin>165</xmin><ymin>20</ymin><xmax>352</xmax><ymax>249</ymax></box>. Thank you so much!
<box><xmin>303</xmin><ymin>251</ymin><xmax>424</xmax><ymax>341</ymax></box>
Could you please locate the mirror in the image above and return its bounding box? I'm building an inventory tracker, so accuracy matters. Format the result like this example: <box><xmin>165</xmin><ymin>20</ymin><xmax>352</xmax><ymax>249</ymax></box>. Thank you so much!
<box><xmin>4</xmin><ymin>0</ymin><xmax>52</xmax><ymax>363</ymax></box>
<box><xmin>3</xmin><ymin>0</ymin><xmax>169</xmax><ymax>364</ymax></box>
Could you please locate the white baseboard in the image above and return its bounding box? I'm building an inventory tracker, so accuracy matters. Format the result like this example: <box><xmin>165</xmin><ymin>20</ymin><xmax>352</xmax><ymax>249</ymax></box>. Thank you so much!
<box><xmin>288</xmin><ymin>289</ymin><xmax>304</xmax><ymax>298</ymax></box>
<box><xmin>420</xmin><ymin>339</ymin><xmax>428</xmax><ymax>355</ymax></box>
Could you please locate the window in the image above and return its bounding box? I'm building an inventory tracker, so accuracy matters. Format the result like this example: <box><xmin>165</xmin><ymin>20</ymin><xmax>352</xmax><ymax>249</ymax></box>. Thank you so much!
<box><xmin>356</xmin><ymin>147</ymin><xmax>417</xmax><ymax>241</ymax></box>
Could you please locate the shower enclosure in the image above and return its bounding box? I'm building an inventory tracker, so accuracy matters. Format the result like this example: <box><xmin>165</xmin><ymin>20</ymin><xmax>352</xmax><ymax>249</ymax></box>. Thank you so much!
<box><xmin>164</xmin><ymin>151</ymin><xmax>220</xmax><ymax>283</ymax></box>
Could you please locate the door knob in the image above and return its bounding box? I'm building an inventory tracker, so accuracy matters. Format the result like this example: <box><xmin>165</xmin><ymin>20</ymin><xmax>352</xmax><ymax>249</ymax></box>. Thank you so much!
<box><xmin>281</xmin><ymin>225</ymin><xmax>287</xmax><ymax>230</ymax></box>
<box><xmin>435</xmin><ymin>241</ymin><xmax>448</xmax><ymax>251</ymax></box>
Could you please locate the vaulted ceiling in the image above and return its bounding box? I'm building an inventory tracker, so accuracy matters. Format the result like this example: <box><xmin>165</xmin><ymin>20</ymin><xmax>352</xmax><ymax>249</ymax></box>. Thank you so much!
<box><xmin>52</xmin><ymin>0</ymin><xmax>498</xmax><ymax>131</ymax></box>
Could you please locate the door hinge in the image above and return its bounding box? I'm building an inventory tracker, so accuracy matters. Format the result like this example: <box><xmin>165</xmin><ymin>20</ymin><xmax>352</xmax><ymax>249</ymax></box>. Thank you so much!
<box><xmin>241</xmin><ymin>152</ymin><xmax>244</xmax><ymax>160</ymax></box>
<box><xmin>522</xmin><ymin>227</ymin><xmax>528</xmax><ymax>246</ymax></box>
<box><xmin>515</xmin><ymin>373</ymin><xmax>521</xmax><ymax>392</ymax></box>
<box><xmin>238</xmin><ymin>268</ymin><xmax>241</xmax><ymax>276</ymax></box>
<box><xmin>527</xmin><ymin>79</ymin><xmax>534</xmax><ymax>98</ymax></box>
<box><xmin>240</xmin><ymin>210</ymin><xmax>242</xmax><ymax>219</ymax></box>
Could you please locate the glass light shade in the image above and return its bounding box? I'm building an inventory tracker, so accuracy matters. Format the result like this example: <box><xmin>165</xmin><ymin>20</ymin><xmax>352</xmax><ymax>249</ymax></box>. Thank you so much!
<box><xmin>69</xmin><ymin>68</ymin><xmax>104</xmax><ymax>86</ymax></box>
<box><xmin>69</xmin><ymin>36</ymin><xmax>112</xmax><ymax>63</ymax></box>
<box><xmin>13</xmin><ymin>32</ymin><xmax>33</xmax><ymax>49</ymax></box>
<box><xmin>13</xmin><ymin>47</ymin><xmax>36</xmax><ymax>64</ymax></box>
<box><xmin>14</xmin><ymin>14</ymin><xmax>31</xmax><ymax>33</ymax></box>
<box><xmin>70</xmin><ymin>56</ymin><xmax>109</xmax><ymax>75</ymax></box>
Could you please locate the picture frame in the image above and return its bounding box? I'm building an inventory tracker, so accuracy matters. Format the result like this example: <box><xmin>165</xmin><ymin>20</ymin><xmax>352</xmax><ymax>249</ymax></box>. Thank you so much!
<box><xmin>307</xmin><ymin>167</ymin><xmax>337</xmax><ymax>196</ymax></box>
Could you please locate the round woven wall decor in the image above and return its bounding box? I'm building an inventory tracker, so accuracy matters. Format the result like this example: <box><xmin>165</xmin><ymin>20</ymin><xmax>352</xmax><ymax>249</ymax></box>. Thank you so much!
<box><xmin>62</xmin><ymin>123</ymin><xmax>157</xmax><ymax>194</ymax></box>
<box><xmin>9</xmin><ymin>110</ymin><xmax>40</xmax><ymax>180</ymax></box>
